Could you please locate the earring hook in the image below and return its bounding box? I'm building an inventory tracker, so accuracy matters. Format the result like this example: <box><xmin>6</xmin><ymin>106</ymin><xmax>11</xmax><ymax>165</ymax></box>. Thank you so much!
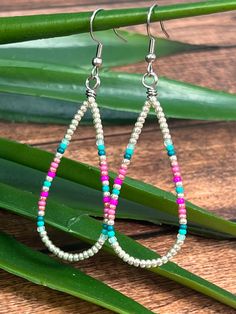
<box><xmin>90</xmin><ymin>9</ymin><xmax>127</xmax><ymax>44</ymax></box>
<box><xmin>147</xmin><ymin>4</ymin><xmax>169</xmax><ymax>39</ymax></box>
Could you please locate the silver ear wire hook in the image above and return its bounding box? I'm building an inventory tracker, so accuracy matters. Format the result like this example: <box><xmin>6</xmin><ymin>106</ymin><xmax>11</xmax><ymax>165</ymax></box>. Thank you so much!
<box><xmin>142</xmin><ymin>4</ymin><xmax>169</xmax><ymax>96</ymax></box>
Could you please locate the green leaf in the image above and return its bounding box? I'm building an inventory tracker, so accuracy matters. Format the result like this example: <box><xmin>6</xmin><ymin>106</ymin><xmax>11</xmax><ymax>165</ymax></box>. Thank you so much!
<box><xmin>0</xmin><ymin>138</ymin><xmax>235</xmax><ymax>239</ymax></box>
<box><xmin>0</xmin><ymin>0</ymin><xmax>235</xmax><ymax>44</ymax></box>
<box><xmin>0</xmin><ymin>62</ymin><xmax>235</xmax><ymax>122</ymax></box>
<box><xmin>0</xmin><ymin>30</ymin><xmax>210</xmax><ymax>68</ymax></box>
<box><xmin>0</xmin><ymin>172</ymin><xmax>236</xmax><ymax>309</ymax></box>
<box><xmin>0</xmin><ymin>231</ymin><xmax>153</xmax><ymax>314</ymax></box>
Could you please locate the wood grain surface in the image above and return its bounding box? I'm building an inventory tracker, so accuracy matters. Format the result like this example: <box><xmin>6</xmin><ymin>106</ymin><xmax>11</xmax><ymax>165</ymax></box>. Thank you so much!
<box><xmin>0</xmin><ymin>1</ymin><xmax>236</xmax><ymax>314</ymax></box>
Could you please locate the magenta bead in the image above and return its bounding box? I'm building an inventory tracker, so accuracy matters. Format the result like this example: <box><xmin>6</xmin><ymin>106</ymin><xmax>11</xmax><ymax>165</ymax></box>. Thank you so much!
<box><xmin>101</xmin><ymin>175</ymin><xmax>109</xmax><ymax>181</ymax></box>
<box><xmin>110</xmin><ymin>199</ymin><xmax>118</xmax><ymax>206</ymax></box>
<box><xmin>48</xmin><ymin>171</ymin><xmax>56</xmax><ymax>178</ymax></box>
<box><xmin>177</xmin><ymin>198</ymin><xmax>185</xmax><ymax>204</ymax></box>
<box><xmin>114</xmin><ymin>178</ymin><xmax>123</xmax><ymax>185</ymax></box>
<box><xmin>173</xmin><ymin>176</ymin><xmax>181</xmax><ymax>183</ymax></box>
<box><xmin>41</xmin><ymin>191</ymin><xmax>48</xmax><ymax>197</ymax></box>
<box><xmin>103</xmin><ymin>196</ymin><xmax>110</xmax><ymax>203</ymax></box>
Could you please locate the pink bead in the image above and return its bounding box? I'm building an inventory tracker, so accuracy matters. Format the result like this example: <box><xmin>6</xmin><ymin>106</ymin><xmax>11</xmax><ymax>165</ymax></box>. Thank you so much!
<box><xmin>177</xmin><ymin>198</ymin><xmax>185</xmax><ymax>204</ymax></box>
<box><xmin>174</xmin><ymin>172</ymin><xmax>181</xmax><ymax>177</ymax></box>
<box><xmin>54</xmin><ymin>158</ymin><xmax>60</xmax><ymax>164</ymax></box>
<box><xmin>108</xmin><ymin>209</ymin><xmax>115</xmax><ymax>215</ymax></box>
<box><xmin>109</xmin><ymin>204</ymin><xmax>116</xmax><ymax>210</ymax></box>
<box><xmin>104</xmin><ymin>213</ymin><xmax>109</xmax><ymax>218</ymax></box>
<box><xmin>172</xmin><ymin>166</ymin><xmax>180</xmax><ymax>173</ymax></box>
<box><xmin>39</xmin><ymin>206</ymin><xmax>45</xmax><ymax>211</ymax></box>
<box><xmin>179</xmin><ymin>204</ymin><xmax>186</xmax><ymax>209</ymax></box>
<box><xmin>101</xmin><ymin>165</ymin><xmax>108</xmax><ymax>171</ymax></box>
<box><xmin>171</xmin><ymin>161</ymin><xmax>178</xmax><ymax>166</ymax></box>
<box><xmin>40</xmin><ymin>196</ymin><xmax>46</xmax><ymax>201</ymax></box>
<box><xmin>179</xmin><ymin>214</ymin><xmax>187</xmax><ymax>219</ymax></box>
<box><xmin>119</xmin><ymin>168</ymin><xmax>127</xmax><ymax>176</ymax></box>
<box><xmin>48</xmin><ymin>171</ymin><xmax>56</xmax><ymax>178</ymax></box>
<box><xmin>121</xmin><ymin>164</ymin><xmax>128</xmax><ymax>170</ymax></box>
<box><xmin>101</xmin><ymin>171</ymin><xmax>108</xmax><ymax>176</ymax></box>
<box><xmin>41</xmin><ymin>191</ymin><xmax>48</xmax><ymax>197</ymax></box>
<box><xmin>173</xmin><ymin>176</ymin><xmax>181</xmax><ymax>183</ymax></box>
<box><xmin>110</xmin><ymin>199</ymin><xmax>118</xmax><ymax>206</ymax></box>
<box><xmin>114</xmin><ymin>178</ymin><xmax>123</xmax><ymax>185</ymax></box>
<box><xmin>103</xmin><ymin>196</ymin><xmax>110</xmax><ymax>203</ymax></box>
<box><xmin>38</xmin><ymin>200</ymin><xmax>46</xmax><ymax>206</ymax></box>
<box><xmin>104</xmin><ymin>208</ymin><xmax>110</xmax><ymax>213</ymax></box>
<box><xmin>178</xmin><ymin>209</ymin><xmax>186</xmax><ymax>215</ymax></box>
<box><xmin>104</xmin><ymin>202</ymin><xmax>110</xmax><ymax>207</ymax></box>
<box><xmin>51</xmin><ymin>162</ymin><xmax>58</xmax><ymax>168</ymax></box>
<box><xmin>118</xmin><ymin>174</ymin><xmax>125</xmax><ymax>180</ymax></box>
<box><xmin>50</xmin><ymin>167</ymin><xmax>57</xmax><ymax>172</ymax></box>
<box><xmin>108</xmin><ymin>214</ymin><xmax>115</xmax><ymax>220</ymax></box>
<box><xmin>101</xmin><ymin>175</ymin><xmax>109</xmax><ymax>181</ymax></box>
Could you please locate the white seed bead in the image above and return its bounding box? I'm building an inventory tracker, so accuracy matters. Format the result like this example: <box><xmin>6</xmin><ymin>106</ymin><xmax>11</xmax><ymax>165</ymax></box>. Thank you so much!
<box><xmin>123</xmin><ymin>253</ymin><xmax>130</xmax><ymax>262</ymax></box>
<box><xmin>113</xmin><ymin>184</ymin><xmax>121</xmax><ymax>190</ymax></box>
<box><xmin>46</xmin><ymin>176</ymin><xmax>53</xmax><ymax>182</ymax></box>
<box><xmin>179</xmin><ymin>218</ymin><xmax>187</xmax><ymax>224</ymax></box>
<box><xmin>65</xmin><ymin>134</ymin><xmax>72</xmax><ymax>141</ymax></box>
<box><xmin>127</xmin><ymin>256</ymin><xmax>134</xmax><ymax>265</ymax></box>
<box><xmin>107</xmin><ymin>220</ymin><xmax>114</xmax><ymax>225</ymax></box>
<box><xmin>133</xmin><ymin>258</ymin><xmax>140</xmax><ymax>267</ymax></box>
<box><xmin>140</xmin><ymin>260</ymin><xmax>146</xmax><ymax>268</ymax></box>
<box><xmin>71</xmin><ymin>119</ymin><xmax>79</xmax><ymax>126</ymax></box>
<box><xmin>87</xmin><ymin>249</ymin><xmax>94</xmax><ymax>257</ymax></box>
<box><xmin>78</xmin><ymin>253</ymin><xmax>84</xmax><ymax>260</ymax></box>
<box><xmin>176</xmin><ymin>181</ymin><xmax>183</xmax><ymax>187</ymax></box>
<box><xmin>66</xmin><ymin>129</ymin><xmax>74</xmax><ymax>136</ymax></box>
<box><xmin>69</xmin><ymin>124</ymin><xmax>76</xmax><ymax>131</ymax></box>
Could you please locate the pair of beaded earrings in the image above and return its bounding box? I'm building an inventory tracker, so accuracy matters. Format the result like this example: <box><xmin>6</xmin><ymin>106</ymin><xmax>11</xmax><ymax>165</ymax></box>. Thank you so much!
<box><xmin>36</xmin><ymin>4</ymin><xmax>187</xmax><ymax>269</ymax></box>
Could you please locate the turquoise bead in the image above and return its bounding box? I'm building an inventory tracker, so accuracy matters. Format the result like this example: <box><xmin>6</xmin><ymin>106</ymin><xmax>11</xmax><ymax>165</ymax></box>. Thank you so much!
<box><xmin>98</xmin><ymin>144</ymin><xmax>105</xmax><ymax>151</ymax></box>
<box><xmin>43</xmin><ymin>181</ymin><xmax>51</xmax><ymax>187</ymax></box>
<box><xmin>102</xmin><ymin>186</ymin><xmax>109</xmax><ymax>192</ymax></box>
<box><xmin>167</xmin><ymin>150</ymin><xmax>175</xmax><ymax>156</ymax></box>
<box><xmin>62</xmin><ymin>139</ymin><xmax>69</xmax><ymax>145</ymax></box>
<box><xmin>126</xmin><ymin>148</ymin><xmax>134</xmax><ymax>156</ymax></box>
<box><xmin>60</xmin><ymin>142</ymin><xmax>67</xmax><ymax>150</ymax></box>
<box><xmin>180</xmin><ymin>224</ymin><xmax>187</xmax><ymax>229</ymax></box>
<box><xmin>37</xmin><ymin>216</ymin><xmax>44</xmax><ymax>221</ymax></box>
<box><xmin>102</xmin><ymin>223</ymin><xmax>108</xmax><ymax>229</ymax></box>
<box><xmin>179</xmin><ymin>229</ymin><xmax>187</xmax><ymax>235</ymax></box>
<box><xmin>102</xmin><ymin>229</ymin><xmax>108</xmax><ymax>235</ymax></box>
<box><xmin>37</xmin><ymin>221</ymin><xmax>44</xmax><ymax>227</ymax></box>
<box><xmin>166</xmin><ymin>144</ymin><xmax>174</xmax><ymax>151</ymax></box>
<box><xmin>176</xmin><ymin>186</ymin><xmax>184</xmax><ymax>193</ymax></box>
<box><xmin>107</xmin><ymin>225</ymin><xmax>114</xmax><ymax>231</ymax></box>
<box><xmin>57</xmin><ymin>147</ymin><xmax>65</xmax><ymax>154</ymax></box>
<box><xmin>108</xmin><ymin>230</ymin><xmax>115</xmax><ymax>237</ymax></box>
<box><xmin>112</xmin><ymin>189</ymin><xmax>120</xmax><ymax>195</ymax></box>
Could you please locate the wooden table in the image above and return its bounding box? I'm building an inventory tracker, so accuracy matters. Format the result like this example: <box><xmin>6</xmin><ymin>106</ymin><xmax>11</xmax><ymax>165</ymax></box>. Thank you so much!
<box><xmin>0</xmin><ymin>1</ymin><xmax>235</xmax><ymax>313</ymax></box>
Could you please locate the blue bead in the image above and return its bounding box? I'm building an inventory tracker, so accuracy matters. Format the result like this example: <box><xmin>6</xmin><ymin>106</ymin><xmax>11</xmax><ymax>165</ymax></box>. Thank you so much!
<box><xmin>126</xmin><ymin>148</ymin><xmax>134</xmax><ymax>156</ymax></box>
<box><xmin>57</xmin><ymin>147</ymin><xmax>65</xmax><ymax>154</ymax></box>
<box><xmin>102</xmin><ymin>186</ymin><xmax>109</xmax><ymax>192</ymax></box>
<box><xmin>166</xmin><ymin>144</ymin><xmax>174</xmax><ymax>151</ymax></box>
<box><xmin>167</xmin><ymin>150</ymin><xmax>175</xmax><ymax>156</ymax></box>
<box><xmin>124</xmin><ymin>153</ymin><xmax>131</xmax><ymax>160</ymax></box>
<box><xmin>98</xmin><ymin>150</ymin><xmax>106</xmax><ymax>156</ymax></box>
<box><xmin>176</xmin><ymin>186</ymin><xmax>184</xmax><ymax>193</ymax></box>
<box><xmin>108</xmin><ymin>231</ymin><xmax>115</xmax><ymax>237</ymax></box>
<box><xmin>98</xmin><ymin>144</ymin><xmax>105</xmax><ymax>151</ymax></box>
<box><xmin>37</xmin><ymin>221</ymin><xmax>44</xmax><ymax>227</ymax></box>
<box><xmin>102</xmin><ymin>229</ymin><xmax>108</xmax><ymax>235</ymax></box>
<box><xmin>37</xmin><ymin>216</ymin><xmax>44</xmax><ymax>221</ymax></box>
<box><xmin>112</xmin><ymin>189</ymin><xmax>120</xmax><ymax>195</ymax></box>
<box><xmin>179</xmin><ymin>229</ymin><xmax>187</xmax><ymax>235</ymax></box>
<box><xmin>43</xmin><ymin>181</ymin><xmax>51</xmax><ymax>187</ymax></box>
<box><xmin>60</xmin><ymin>142</ymin><xmax>67</xmax><ymax>150</ymax></box>
<box><xmin>180</xmin><ymin>224</ymin><xmax>187</xmax><ymax>229</ymax></box>
<box><xmin>107</xmin><ymin>225</ymin><xmax>114</xmax><ymax>231</ymax></box>
<box><xmin>102</xmin><ymin>224</ymin><xmax>108</xmax><ymax>229</ymax></box>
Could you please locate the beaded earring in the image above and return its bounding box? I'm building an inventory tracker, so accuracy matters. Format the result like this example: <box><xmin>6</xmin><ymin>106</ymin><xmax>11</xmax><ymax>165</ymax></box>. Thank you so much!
<box><xmin>101</xmin><ymin>4</ymin><xmax>188</xmax><ymax>268</ymax></box>
<box><xmin>36</xmin><ymin>9</ymin><xmax>111</xmax><ymax>262</ymax></box>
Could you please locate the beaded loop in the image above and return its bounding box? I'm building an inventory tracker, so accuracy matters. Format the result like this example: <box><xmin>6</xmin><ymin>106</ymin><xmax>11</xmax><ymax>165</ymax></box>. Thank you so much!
<box><xmin>37</xmin><ymin>98</ymin><xmax>108</xmax><ymax>261</ymax></box>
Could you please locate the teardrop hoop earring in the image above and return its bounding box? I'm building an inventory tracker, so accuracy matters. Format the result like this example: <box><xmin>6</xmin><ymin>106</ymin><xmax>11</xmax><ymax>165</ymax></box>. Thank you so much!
<box><xmin>100</xmin><ymin>4</ymin><xmax>187</xmax><ymax>268</ymax></box>
<box><xmin>36</xmin><ymin>9</ymin><xmax>123</xmax><ymax>262</ymax></box>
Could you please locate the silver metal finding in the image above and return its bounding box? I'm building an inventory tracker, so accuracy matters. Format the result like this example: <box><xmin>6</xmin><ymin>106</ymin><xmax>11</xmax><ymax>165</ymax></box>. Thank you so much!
<box><xmin>86</xmin><ymin>9</ymin><xmax>127</xmax><ymax>97</ymax></box>
<box><xmin>142</xmin><ymin>3</ymin><xmax>170</xmax><ymax>96</ymax></box>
